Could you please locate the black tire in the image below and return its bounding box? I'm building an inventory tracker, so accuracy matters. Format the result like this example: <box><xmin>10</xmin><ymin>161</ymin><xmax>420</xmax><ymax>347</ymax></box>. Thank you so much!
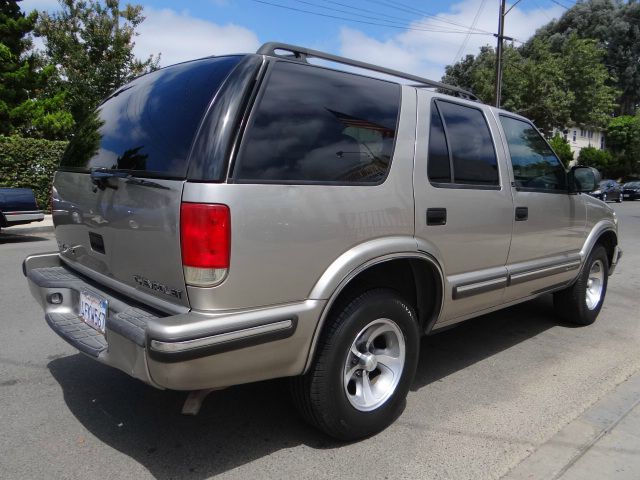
<box><xmin>617</xmin><ymin>194</ymin><xmax>623</xmax><ymax>203</ymax></box>
<box><xmin>553</xmin><ymin>245</ymin><xmax>609</xmax><ymax>325</ymax></box>
<box><xmin>291</xmin><ymin>289</ymin><xmax>419</xmax><ymax>440</ymax></box>
<box><xmin>602</xmin><ymin>193</ymin><xmax>608</xmax><ymax>202</ymax></box>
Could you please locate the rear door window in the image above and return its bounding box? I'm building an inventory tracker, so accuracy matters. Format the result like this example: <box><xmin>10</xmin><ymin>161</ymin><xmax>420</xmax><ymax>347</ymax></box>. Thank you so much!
<box><xmin>233</xmin><ymin>61</ymin><xmax>401</xmax><ymax>184</ymax></box>
<box><xmin>60</xmin><ymin>55</ymin><xmax>243</xmax><ymax>178</ymax></box>
<box><xmin>427</xmin><ymin>100</ymin><xmax>499</xmax><ymax>187</ymax></box>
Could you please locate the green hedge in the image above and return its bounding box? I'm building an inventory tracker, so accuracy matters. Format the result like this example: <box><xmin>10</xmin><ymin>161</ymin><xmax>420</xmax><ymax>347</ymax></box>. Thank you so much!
<box><xmin>0</xmin><ymin>135</ymin><xmax>68</xmax><ymax>211</ymax></box>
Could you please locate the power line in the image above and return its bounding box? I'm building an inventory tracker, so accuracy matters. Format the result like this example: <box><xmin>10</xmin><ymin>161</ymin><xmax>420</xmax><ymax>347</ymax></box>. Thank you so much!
<box><xmin>549</xmin><ymin>0</ymin><xmax>571</xmax><ymax>10</ymax></box>
<box><xmin>319</xmin><ymin>0</ymin><xmax>491</xmax><ymax>34</ymax></box>
<box><xmin>292</xmin><ymin>0</ymin><xmax>475</xmax><ymax>33</ymax></box>
<box><xmin>250</xmin><ymin>0</ymin><xmax>495</xmax><ymax>35</ymax></box>
<box><xmin>452</xmin><ymin>0</ymin><xmax>488</xmax><ymax>64</ymax></box>
<box><xmin>369</xmin><ymin>0</ymin><xmax>493</xmax><ymax>34</ymax></box>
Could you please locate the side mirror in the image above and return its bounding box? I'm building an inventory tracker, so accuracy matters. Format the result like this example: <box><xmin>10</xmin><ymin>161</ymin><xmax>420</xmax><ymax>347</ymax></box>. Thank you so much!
<box><xmin>568</xmin><ymin>166</ymin><xmax>601</xmax><ymax>193</ymax></box>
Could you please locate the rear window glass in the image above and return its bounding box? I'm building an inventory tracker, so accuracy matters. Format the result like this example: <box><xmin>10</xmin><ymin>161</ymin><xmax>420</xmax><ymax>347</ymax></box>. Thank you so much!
<box><xmin>434</xmin><ymin>100</ymin><xmax>499</xmax><ymax>186</ymax></box>
<box><xmin>60</xmin><ymin>55</ymin><xmax>242</xmax><ymax>177</ymax></box>
<box><xmin>234</xmin><ymin>61</ymin><xmax>400</xmax><ymax>184</ymax></box>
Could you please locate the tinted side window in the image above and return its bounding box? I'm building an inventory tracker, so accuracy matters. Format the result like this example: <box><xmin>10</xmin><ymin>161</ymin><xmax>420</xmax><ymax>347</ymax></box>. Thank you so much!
<box><xmin>427</xmin><ymin>104</ymin><xmax>451</xmax><ymax>183</ymax></box>
<box><xmin>234</xmin><ymin>61</ymin><xmax>400</xmax><ymax>183</ymax></box>
<box><xmin>436</xmin><ymin>101</ymin><xmax>499</xmax><ymax>186</ymax></box>
<box><xmin>500</xmin><ymin>116</ymin><xmax>567</xmax><ymax>192</ymax></box>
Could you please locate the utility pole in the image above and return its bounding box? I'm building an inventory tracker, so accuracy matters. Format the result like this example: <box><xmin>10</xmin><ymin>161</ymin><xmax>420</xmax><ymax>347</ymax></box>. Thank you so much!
<box><xmin>495</xmin><ymin>0</ymin><xmax>517</xmax><ymax>108</ymax></box>
<box><xmin>494</xmin><ymin>0</ymin><xmax>506</xmax><ymax>108</ymax></box>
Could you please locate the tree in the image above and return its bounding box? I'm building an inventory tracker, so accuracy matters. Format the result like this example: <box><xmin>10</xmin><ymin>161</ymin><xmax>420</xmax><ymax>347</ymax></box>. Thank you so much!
<box><xmin>606</xmin><ymin>115</ymin><xmax>640</xmax><ymax>176</ymax></box>
<box><xmin>548</xmin><ymin>134</ymin><xmax>574</xmax><ymax>166</ymax></box>
<box><xmin>442</xmin><ymin>35</ymin><xmax>617</xmax><ymax>133</ymax></box>
<box><xmin>532</xmin><ymin>0</ymin><xmax>640</xmax><ymax>115</ymax></box>
<box><xmin>578</xmin><ymin>146</ymin><xmax>613</xmax><ymax>175</ymax></box>
<box><xmin>0</xmin><ymin>0</ymin><xmax>72</xmax><ymax>138</ymax></box>
<box><xmin>35</xmin><ymin>0</ymin><xmax>159</xmax><ymax>125</ymax></box>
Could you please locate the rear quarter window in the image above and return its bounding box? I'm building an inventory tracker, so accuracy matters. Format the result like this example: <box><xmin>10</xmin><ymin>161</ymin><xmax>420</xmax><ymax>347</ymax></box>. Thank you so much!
<box><xmin>233</xmin><ymin>61</ymin><xmax>401</xmax><ymax>184</ymax></box>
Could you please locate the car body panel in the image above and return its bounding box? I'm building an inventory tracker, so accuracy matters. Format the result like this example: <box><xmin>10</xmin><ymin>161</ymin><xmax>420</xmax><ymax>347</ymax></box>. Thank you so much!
<box><xmin>414</xmin><ymin>90</ymin><xmax>514</xmax><ymax>322</ymax></box>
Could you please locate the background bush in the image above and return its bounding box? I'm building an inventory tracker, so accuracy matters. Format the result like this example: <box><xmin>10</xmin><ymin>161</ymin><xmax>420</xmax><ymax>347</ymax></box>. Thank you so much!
<box><xmin>578</xmin><ymin>146</ymin><xmax>614</xmax><ymax>177</ymax></box>
<box><xmin>0</xmin><ymin>135</ymin><xmax>67</xmax><ymax>211</ymax></box>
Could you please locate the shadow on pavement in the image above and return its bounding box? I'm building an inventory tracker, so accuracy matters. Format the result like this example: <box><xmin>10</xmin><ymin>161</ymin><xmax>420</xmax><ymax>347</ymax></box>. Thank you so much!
<box><xmin>48</xmin><ymin>295</ymin><xmax>562</xmax><ymax>479</ymax></box>
<box><xmin>412</xmin><ymin>295</ymin><xmax>560</xmax><ymax>390</ymax></box>
<box><xmin>0</xmin><ymin>233</ymin><xmax>52</xmax><ymax>244</ymax></box>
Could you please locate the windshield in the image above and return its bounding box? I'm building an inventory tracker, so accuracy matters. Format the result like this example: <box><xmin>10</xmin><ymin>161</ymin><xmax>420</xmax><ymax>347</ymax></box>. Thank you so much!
<box><xmin>624</xmin><ymin>182</ymin><xmax>640</xmax><ymax>188</ymax></box>
<box><xmin>60</xmin><ymin>55</ymin><xmax>243</xmax><ymax>178</ymax></box>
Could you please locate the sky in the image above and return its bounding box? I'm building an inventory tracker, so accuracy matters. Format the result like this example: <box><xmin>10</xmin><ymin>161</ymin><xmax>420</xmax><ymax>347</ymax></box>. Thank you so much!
<box><xmin>19</xmin><ymin>0</ymin><xmax>569</xmax><ymax>81</ymax></box>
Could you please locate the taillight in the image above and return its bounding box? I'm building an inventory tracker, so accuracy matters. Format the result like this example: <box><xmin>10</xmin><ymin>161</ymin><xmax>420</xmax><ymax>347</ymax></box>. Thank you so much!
<box><xmin>180</xmin><ymin>203</ymin><xmax>230</xmax><ymax>287</ymax></box>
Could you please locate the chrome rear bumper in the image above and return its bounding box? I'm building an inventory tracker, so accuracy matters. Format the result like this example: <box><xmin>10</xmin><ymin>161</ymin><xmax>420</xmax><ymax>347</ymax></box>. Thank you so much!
<box><xmin>24</xmin><ymin>252</ymin><xmax>324</xmax><ymax>390</ymax></box>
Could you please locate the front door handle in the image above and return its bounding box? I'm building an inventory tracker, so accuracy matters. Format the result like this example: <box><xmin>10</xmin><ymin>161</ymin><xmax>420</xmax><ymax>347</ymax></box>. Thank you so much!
<box><xmin>426</xmin><ymin>208</ymin><xmax>447</xmax><ymax>226</ymax></box>
<box><xmin>515</xmin><ymin>206</ymin><xmax>528</xmax><ymax>221</ymax></box>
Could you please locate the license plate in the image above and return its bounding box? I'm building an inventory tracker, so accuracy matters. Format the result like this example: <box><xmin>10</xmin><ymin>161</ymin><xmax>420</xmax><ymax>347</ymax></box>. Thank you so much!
<box><xmin>624</xmin><ymin>194</ymin><xmax>630</xmax><ymax>198</ymax></box>
<box><xmin>79</xmin><ymin>290</ymin><xmax>108</xmax><ymax>334</ymax></box>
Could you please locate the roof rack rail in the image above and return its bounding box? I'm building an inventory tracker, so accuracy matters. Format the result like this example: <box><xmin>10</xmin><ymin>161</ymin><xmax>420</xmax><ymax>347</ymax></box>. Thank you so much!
<box><xmin>256</xmin><ymin>42</ymin><xmax>479</xmax><ymax>102</ymax></box>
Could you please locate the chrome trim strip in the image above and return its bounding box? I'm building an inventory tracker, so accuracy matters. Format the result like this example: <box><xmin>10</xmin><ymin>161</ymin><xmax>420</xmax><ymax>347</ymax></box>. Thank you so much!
<box><xmin>508</xmin><ymin>261</ymin><xmax>581</xmax><ymax>286</ymax></box>
<box><xmin>150</xmin><ymin>319</ymin><xmax>293</xmax><ymax>353</ymax></box>
<box><xmin>452</xmin><ymin>276</ymin><xmax>507</xmax><ymax>299</ymax></box>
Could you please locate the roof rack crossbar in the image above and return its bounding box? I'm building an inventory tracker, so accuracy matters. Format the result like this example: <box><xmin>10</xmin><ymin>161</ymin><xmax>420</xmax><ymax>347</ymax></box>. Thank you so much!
<box><xmin>256</xmin><ymin>42</ymin><xmax>479</xmax><ymax>101</ymax></box>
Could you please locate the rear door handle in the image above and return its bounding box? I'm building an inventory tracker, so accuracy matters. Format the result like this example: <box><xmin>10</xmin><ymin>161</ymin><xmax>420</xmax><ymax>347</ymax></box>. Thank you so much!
<box><xmin>515</xmin><ymin>206</ymin><xmax>528</xmax><ymax>221</ymax></box>
<box><xmin>426</xmin><ymin>208</ymin><xmax>447</xmax><ymax>226</ymax></box>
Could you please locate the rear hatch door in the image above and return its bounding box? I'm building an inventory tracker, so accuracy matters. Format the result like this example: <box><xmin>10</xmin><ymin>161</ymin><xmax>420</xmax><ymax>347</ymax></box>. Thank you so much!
<box><xmin>52</xmin><ymin>56</ymin><xmax>243</xmax><ymax>310</ymax></box>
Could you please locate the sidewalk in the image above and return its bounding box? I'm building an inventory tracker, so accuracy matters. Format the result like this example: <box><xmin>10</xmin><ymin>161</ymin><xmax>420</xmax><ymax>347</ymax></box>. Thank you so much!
<box><xmin>2</xmin><ymin>214</ymin><xmax>54</xmax><ymax>235</ymax></box>
<box><xmin>505</xmin><ymin>369</ymin><xmax>640</xmax><ymax>480</ymax></box>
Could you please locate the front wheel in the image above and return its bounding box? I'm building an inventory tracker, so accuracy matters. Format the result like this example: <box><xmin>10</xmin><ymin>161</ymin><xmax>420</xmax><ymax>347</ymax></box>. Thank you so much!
<box><xmin>291</xmin><ymin>289</ymin><xmax>419</xmax><ymax>440</ymax></box>
<box><xmin>554</xmin><ymin>245</ymin><xmax>609</xmax><ymax>325</ymax></box>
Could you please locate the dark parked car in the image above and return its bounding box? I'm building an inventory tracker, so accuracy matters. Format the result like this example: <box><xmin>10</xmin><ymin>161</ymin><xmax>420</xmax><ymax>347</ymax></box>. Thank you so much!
<box><xmin>0</xmin><ymin>188</ymin><xmax>44</xmax><ymax>232</ymax></box>
<box><xmin>589</xmin><ymin>179</ymin><xmax>623</xmax><ymax>203</ymax></box>
<box><xmin>622</xmin><ymin>181</ymin><xmax>640</xmax><ymax>200</ymax></box>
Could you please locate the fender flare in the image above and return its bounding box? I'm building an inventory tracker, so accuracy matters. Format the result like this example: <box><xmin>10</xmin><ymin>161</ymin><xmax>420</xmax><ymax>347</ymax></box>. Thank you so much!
<box><xmin>577</xmin><ymin>219</ymin><xmax>618</xmax><ymax>277</ymax></box>
<box><xmin>580</xmin><ymin>220</ymin><xmax>617</xmax><ymax>260</ymax></box>
<box><xmin>304</xmin><ymin>237</ymin><xmax>445</xmax><ymax>373</ymax></box>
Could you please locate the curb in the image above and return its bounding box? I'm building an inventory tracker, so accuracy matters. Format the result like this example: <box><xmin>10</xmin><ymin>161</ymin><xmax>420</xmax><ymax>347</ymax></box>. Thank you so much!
<box><xmin>2</xmin><ymin>215</ymin><xmax>54</xmax><ymax>236</ymax></box>
<box><xmin>503</xmin><ymin>369</ymin><xmax>640</xmax><ymax>480</ymax></box>
<box><xmin>3</xmin><ymin>224</ymin><xmax>54</xmax><ymax>235</ymax></box>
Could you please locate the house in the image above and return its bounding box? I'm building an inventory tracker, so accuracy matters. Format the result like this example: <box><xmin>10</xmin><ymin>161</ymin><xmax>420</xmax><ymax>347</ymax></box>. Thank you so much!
<box><xmin>557</xmin><ymin>126</ymin><xmax>606</xmax><ymax>162</ymax></box>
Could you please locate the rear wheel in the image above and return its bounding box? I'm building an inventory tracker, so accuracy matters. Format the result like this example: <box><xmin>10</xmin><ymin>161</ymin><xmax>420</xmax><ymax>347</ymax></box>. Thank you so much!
<box><xmin>554</xmin><ymin>245</ymin><xmax>608</xmax><ymax>325</ymax></box>
<box><xmin>291</xmin><ymin>289</ymin><xmax>419</xmax><ymax>440</ymax></box>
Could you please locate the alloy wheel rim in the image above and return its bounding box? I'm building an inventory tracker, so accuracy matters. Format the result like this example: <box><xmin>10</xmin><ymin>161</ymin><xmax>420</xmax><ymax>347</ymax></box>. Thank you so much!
<box><xmin>343</xmin><ymin>318</ymin><xmax>406</xmax><ymax>412</ymax></box>
<box><xmin>586</xmin><ymin>259</ymin><xmax>604</xmax><ymax>310</ymax></box>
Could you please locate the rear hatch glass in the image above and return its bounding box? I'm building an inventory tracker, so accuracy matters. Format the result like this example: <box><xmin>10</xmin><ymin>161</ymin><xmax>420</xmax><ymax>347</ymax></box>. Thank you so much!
<box><xmin>53</xmin><ymin>56</ymin><xmax>243</xmax><ymax>311</ymax></box>
<box><xmin>60</xmin><ymin>55</ymin><xmax>243</xmax><ymax>177</ymax></box>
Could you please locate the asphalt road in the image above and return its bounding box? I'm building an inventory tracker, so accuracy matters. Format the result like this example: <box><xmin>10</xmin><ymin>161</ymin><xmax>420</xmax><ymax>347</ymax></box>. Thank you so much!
<box><xmin>1</xmin><ymin>202</ymin><xmax>639</xmax><ymax>480</ymax></box>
